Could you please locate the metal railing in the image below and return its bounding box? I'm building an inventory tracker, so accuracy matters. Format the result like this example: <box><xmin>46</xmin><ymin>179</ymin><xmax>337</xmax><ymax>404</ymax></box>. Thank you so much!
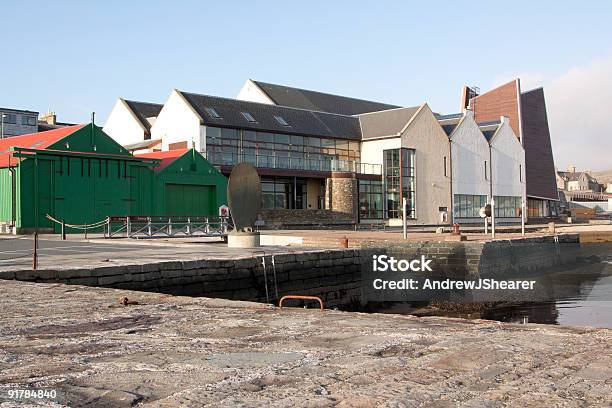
<box><xmin>105</xmin><ymin>216</ymin><xmax>231</xmax><ymax>239</ymax></box>
<box><xmin>204</xmin><ymin>152</ymin><xmax>382</xmax><ymax>175</ymax></box>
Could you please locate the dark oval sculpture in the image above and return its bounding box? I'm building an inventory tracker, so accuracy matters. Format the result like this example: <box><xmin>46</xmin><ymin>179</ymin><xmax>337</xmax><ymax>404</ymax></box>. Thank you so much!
<box><xmin>227</xmin><ymin>163</ymin><xmax>261</xmax><ymax>232</ymax></box>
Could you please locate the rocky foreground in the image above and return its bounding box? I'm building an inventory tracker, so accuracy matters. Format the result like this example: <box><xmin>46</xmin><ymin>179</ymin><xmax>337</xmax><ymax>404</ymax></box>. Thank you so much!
<box><xmin>0</xmin><ymin>280</ymin><xmax>610</xmax><ymax>407</ymax></box>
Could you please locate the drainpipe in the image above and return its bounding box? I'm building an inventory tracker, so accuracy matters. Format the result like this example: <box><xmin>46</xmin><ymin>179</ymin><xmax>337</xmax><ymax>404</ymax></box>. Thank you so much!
<box><xmin>9</xmin><ymin>166</ymin><xmax>16</xmax><ymax>226</ymax></box>
<box><xmin>448</xmin><ymin>138</ymin><xmax>453</xmax><ymax>225</ymax></box>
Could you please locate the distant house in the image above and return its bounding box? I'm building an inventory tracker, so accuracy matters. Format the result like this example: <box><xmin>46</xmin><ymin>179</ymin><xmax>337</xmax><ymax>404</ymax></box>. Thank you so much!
<box><xmin>103</xmin><ymin>98</ymin><xmax>163</xmax><ymax>149</ymax></box>
<box><xmin>0</xmin><ymin>108</ymin><xmax>39</xmax><ymax>138</ymax></box>
<box><xmin>556</xmin><ymin>166</ymin><xmax>602</xmax><ymax>192</ymax></box>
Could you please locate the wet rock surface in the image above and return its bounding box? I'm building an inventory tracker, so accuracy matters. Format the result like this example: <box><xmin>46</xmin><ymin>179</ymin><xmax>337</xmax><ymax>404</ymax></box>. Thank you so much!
<box><xmin>0</xmin><ymin>280</ymin><xmax>610</xmax><ymax>407</ymax></box>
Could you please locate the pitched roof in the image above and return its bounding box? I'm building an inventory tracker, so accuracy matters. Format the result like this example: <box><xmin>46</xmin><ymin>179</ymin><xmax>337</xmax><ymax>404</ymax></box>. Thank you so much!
<box><xmin>437</xmin><ymin>114</ymin><xmax>462</xmax><ymax>137</ymax></box>
<box><xmin>124</xmin><ymin>138</ymin><xmax>162</xmax><ymax>151</ymax></box>
<box><xmin>478</xmin><ymin>121</ymin><xmax>501</xmax><ymax>141</ymax></box>
<box><xmin>251</xmin><ymin>80</ymin><xmax>401</xmax><ymax>115</ymax></box>
<box><xmin>358</xmin><ymin>106</ymin><xmax>421</xmax><ymax>140</ymax></box>
<box><xmin>135</xmin><ymin>149</ymin><xmax>189</xmax><ymax>171</ymax></box>
<box><xmin>178</xmin><ymin>90</ymin><xmax>362</xmax><ymax>140</ymax></box>
<box><xmin>123</xmin><ymin>99</ymin><xmax>163</xmax><ymax>132</ymax></box>
<box><xmin>0</xmin><ymin>124</ymin><xmax>85</xmax><ymax>168</ymax></box>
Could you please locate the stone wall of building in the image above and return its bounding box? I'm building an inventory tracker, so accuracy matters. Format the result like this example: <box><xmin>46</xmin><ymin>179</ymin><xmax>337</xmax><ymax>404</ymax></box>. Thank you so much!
<box><xmin>260</xmin><ymin>209</ymin><xmax>354</xmax><ymax>229</ymax></box>
<box><xmin>325</xmin><ymin>172</ymin><xmax>358</xmax><ymax>222</ymax></box>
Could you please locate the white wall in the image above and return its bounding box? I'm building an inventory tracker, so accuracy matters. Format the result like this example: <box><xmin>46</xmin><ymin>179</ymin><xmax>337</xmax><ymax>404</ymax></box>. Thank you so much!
<box><xmin>152</xmin><ymin>90</ymin><xmax>201</xmax><ymax>151</ymax></box>
<box><xmin>451</xmin><ymin>112</ymin><xmax>490</xmax><ymax>198</ymax></box>
<box><xmin>360</xmin><ymin>137</ymin><xmax>401</xmax><ymax>166</ymax></box>
<box><xmin>102</xmin><ymin>99</ymin><xmax>146</xmax><ymax>146</ymax></box>
<box><xmin>236</xmin><ymin>80</ymin><xmax>275</xmax><ymax>104</ymax></box>
<box><xmin>490</xmin><ymin>120</ymin><xmax>526</xmax><ymax>201</ymax></box>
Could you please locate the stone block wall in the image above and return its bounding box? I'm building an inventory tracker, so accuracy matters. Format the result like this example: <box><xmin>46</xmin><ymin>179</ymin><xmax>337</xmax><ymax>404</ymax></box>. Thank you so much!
<box><xmin>2</xmin><ymin>249</ymin><xmax>363</xmax><ymax>309</ymax></box>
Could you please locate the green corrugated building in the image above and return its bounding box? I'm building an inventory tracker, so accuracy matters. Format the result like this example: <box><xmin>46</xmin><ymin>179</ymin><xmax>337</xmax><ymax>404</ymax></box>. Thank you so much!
<box><xmin>135</xmin><ymin>148</ymin><xmax>227</xmax><ymax>216</ymax></box>
<box><xmin>0</xmin><ymin>124</ymin><xmax>227</xmax><ymax>234</ymax></box>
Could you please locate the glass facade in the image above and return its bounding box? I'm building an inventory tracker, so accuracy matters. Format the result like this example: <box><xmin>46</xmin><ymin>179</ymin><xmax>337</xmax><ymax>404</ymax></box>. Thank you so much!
<box><xmin>204</xmin><ymin>126</ymin><xmax>369</xmax><ymax>173</ymax></box>
<box><xmin>261</xmin><ymin>177</ymin><xmax>307</xmax><ymax>210</ymax></box>
<box><xmin>359</xmin><ymin>180</ymin><xmax>383</xmax><ymax>219</ymax></box>
<box><xmin>383</xmin><ymin>148</ymin><xmax>415</xmax><ymax>219</ymax></box>
<box><xmin>494</xmin><ymin>196</ymin><xmax>522</xmax><ymax>218</ymax></box>
<box><xmin>527</xmin><ymin>198</ymin><xmax>550</xmax><ymax>218</ymax></box>
<box><xmin>454</xmin><ymin>194</ymin><xmax>487</xmax><ymax>218</ymax></box>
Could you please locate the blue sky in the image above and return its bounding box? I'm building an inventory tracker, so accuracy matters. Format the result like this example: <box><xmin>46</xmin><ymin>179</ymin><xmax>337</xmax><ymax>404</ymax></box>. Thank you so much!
<box><xmin>2</xmin><ymin>1</ymin><xmax>612</xmax><ymax>169</ymax></box>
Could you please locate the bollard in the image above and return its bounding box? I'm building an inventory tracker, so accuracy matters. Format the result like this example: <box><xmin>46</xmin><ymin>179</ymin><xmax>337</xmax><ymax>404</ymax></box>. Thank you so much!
<box><xmin>452</xmin><ymin>223</ymin><xmax>460</xmax><ymax>235</ymax></box>
<box><xmin>340</xmin><ymin>236</ymin><xmax>349</xmax><ymax>248</ymax></box>
<box><xmin>548</xmin><ymin>222</ymin><xmax>556</xmax><ymax>234</ymax></box>
<box><xmin>32</xmin><ymin>232</ymin><xmax>38</xmax><ymax>270</ymax></box>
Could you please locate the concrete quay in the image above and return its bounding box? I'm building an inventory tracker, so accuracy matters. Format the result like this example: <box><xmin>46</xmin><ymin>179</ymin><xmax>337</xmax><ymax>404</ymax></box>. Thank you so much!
<box><xmin>0</xmin><ymin>280</ymin><xmax>610</xmax><ymax>407</ymax></box>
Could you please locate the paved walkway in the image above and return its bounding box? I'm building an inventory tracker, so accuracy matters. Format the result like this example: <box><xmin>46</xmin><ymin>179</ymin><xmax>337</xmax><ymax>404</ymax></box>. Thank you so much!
<box><xmin>0</xmin><ymin>280</ymin><xmax>609</xmax><ymax>407</ymax></box>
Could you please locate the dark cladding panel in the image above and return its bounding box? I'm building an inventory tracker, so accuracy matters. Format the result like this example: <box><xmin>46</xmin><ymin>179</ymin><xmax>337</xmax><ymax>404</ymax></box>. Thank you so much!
<box><xmin>520</xmin><ymin>89</ymin><xmax>558</xmax><ymax>200</ymax></box>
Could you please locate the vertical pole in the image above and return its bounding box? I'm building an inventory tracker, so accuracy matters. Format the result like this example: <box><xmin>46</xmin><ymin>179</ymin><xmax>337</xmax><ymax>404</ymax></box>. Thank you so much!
<box><xmin>491</xmin><ymin>198</ymin><xmax>496</xmax><ymax>238</ymax></box>
<box><xmin>402</xmin><ymin>197</ymin><xmax>407</xmax><ymax>240</ymax></box>
<box><xmin>126</xmin><ymin>216</ymin><xmax>131</xmax><ymax>237</ymax></box>
<box><xmin>1</xmin><ymin>114</ymin><xmax>4</xmax><ymax>139</ymax></box>
<box><xmin>84</xmin><ymin>224</ymin><xmax>88</xmax><ymax>240</ymax></box>
<box><xmin>61</xmin><ymin>220</ymin><xmax>66</xmax><ymax>240</ymax></box>
<box><xmin>32</xmin><ymin>232</ymin><xmax>38</xmax><ymax>270</ymax></box>
<box><xmin>521</xmin><ymin>200</ymin><xmax>526</xmax><ymax>236</ymax></box>
<box><xmin>484</xmin><ymin>216</ymin><xmax>488</xmax><ymax>234</ymax></box>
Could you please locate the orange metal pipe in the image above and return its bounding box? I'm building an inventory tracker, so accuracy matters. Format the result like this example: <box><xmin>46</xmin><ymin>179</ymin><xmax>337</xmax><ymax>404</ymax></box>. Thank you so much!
<box><xmin>279</xmin><ymin>295</ymin><xmax>324</xmax><ymax>311</ymax></box>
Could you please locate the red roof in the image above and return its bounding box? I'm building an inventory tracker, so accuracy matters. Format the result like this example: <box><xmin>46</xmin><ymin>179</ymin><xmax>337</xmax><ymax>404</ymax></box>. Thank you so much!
<box><xmin>135</xmin><ymin>149</ymin><xmax>189</xmax><ymax>171</ymax></box>
<box><xmin>0</xmin><ymin>124</ymin><xmax>85</xmax><ymax>168</ymax></box>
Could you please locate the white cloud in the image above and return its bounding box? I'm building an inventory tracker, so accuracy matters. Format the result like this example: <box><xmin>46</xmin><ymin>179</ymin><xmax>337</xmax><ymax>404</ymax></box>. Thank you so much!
<box><xmin>545</xmin><ymin>55</ymin><xmax>612</xmax><ymax>172</ymax></box>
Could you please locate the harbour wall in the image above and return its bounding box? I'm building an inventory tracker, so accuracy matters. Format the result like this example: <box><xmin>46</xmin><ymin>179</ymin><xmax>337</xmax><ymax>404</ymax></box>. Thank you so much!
<box><xmin>0</xmin><ymin>234</ymin><xmax>581</xmax><ymax>308</ymax></box>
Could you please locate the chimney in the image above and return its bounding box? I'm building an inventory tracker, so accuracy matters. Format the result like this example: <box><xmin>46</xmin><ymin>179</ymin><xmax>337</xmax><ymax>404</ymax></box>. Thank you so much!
<box><xmin>41</xmin><ymin>111</ymin><xmax>57</xmax><ymax>125</ymax></box>
<box><xmin>567</xmin><ymin>165</ymin><xmax>576</xmax><ymax>173</ymax></box>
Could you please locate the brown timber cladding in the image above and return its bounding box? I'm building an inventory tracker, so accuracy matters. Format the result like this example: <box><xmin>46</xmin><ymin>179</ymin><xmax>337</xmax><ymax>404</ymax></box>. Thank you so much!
<box><xmin>471</xmin><ymin>79</ymin><xmax>522</xmax><ymax>139</ymax></box>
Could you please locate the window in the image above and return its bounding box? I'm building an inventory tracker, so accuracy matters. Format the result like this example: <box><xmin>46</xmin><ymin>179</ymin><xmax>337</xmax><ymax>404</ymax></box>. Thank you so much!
<box><xmin>444</xmin><ymin>156</ymin><xmax>447</xmax><ymax>177</ymax></box>
<box><xmin>204</xmin><ymin>107</ymin><xmax>221</xmax><ymax>119</ymax></box>
<box><xmin>274</xmin><ymin>115</ymin><xmax>290</xmax><ymax>127</ymax></box>
<box><xmin>241</xmin><ymin>111</ymin><xmax>257</xmax><ymax>123</ymax></box>
<box><xmin>261</xmin><ymin>177</ymin><xmax>307</xmax><ymax>210</ymax></box>
<box><xmin>21</xmin><ymin>115</ymin><xmax>36</xmax><ymax>126</ymax></box>
<box><xmin>359</xmin><ymin>180</ymin><xmax>383</xmax><ymax>219</ymax></box>
<box><xmin>454</xmin><ymin>195</ymin><xmax>486</xmax><ymax>218</ymax></box>
<box><xmin>494</xmin><ymin>196</ymin><xmax>522</xmax><ymax>218</ymax></box>
<box><xmin>384</xmin><ymin>148</ymin><xmax>415</xmax><ymax>219</ymax></box>
<box><xmin>1</xmin><ymin>114</ymin><xmax>16</xmax><ymax>124</ymax></box>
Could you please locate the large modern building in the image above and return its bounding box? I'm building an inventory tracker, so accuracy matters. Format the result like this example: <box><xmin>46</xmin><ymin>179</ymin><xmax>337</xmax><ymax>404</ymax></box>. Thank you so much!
<box><xmin>461</xmin><ymin>80</ymin><xmax>559</xmax><ymax>219</ymax></box>
<box><xmin>104</xmin><ymin>78</ymin><xmax>553</xmax><ymax>227</ymax></box>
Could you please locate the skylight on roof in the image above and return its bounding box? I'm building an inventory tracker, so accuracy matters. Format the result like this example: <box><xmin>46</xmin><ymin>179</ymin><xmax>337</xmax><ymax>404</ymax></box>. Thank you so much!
<box><xmin>205</xmin><ymin>107</ymin><xmax>222</xmax><ymax>119</ymax></box>
<box><xmin>274</xmin><ymin>115</ymin><xmax>291</xmax><ymax>127</ymax></box>
<box><xmin>241</xmin><ymin>112</ymin><xmax>257</xmax><ymax>123</ymax></box>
